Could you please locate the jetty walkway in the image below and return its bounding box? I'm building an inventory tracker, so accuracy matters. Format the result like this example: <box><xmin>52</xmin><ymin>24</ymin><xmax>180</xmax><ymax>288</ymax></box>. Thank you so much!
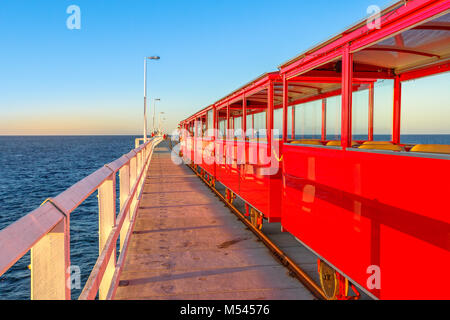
<box><xmin>114</xmin><ymin>141</ymin><xmax>314</xmax><ymax>300</ymax></box>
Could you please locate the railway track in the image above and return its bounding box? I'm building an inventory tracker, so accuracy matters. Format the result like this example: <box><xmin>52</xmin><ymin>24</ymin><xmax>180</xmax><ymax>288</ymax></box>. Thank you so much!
<box><xmin>168</xmin><ymin>137</ymin><xmax>365</xmax><ymax>301</ymax></box>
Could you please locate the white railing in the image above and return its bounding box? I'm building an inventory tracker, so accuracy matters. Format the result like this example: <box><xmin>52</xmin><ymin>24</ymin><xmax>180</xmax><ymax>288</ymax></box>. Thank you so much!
<box><xmin>0</xmin><ymin>137</ymin><xmax>163</xmax><ymax>300</ymax></box>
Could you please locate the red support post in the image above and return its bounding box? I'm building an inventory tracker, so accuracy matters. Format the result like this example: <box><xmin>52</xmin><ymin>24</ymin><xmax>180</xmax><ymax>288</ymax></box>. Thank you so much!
<box><xmin>283</xmin><ymin>75</ymin><xmax>289</xmax><ymax>143</ymax></box>
<box><xmin>291</xmin><ymin>106</ymin><xmax>295</xmax><ymax>140</ymax></box>
<box><xmin>368</xmin><ymin>83</ymin><xmax>374</xmax><ymax>141</ymax></box>
<box><xmin>251</xmin><ymin>114</ymin><xmax>255</xmax><ymax>139</ymax></box>
<box><xmin>213</xmin><ymin>106</ymin><xmax>217</xmax><ymax>141</ymax></box>
<box><xmin>267</xmin><ymin>81</ymin><xmax>274</xmax><ymax>151</ymax></box>
<box><xmin>242</xmin><ymin>95</ymin><xmax>247</xmax><ymax>141</ymax></box>
<box><xmin>341</xmin><ymin>45</ymin><xmax>353</xmax><ymax>149</ymax></box>
<box><xmin>226</xmin><ymin>103</ymin><xmax>230</xmax><ymax>140</ymax></box>
<box><xmin>321</xmin><ymin>99</ymin><xmax>327</xmax><ymax>141</ymax></box>
<box><xmin>393</xmin><ymin>76</ymin><xmax>402</xmax><ymax>144</ymax></box>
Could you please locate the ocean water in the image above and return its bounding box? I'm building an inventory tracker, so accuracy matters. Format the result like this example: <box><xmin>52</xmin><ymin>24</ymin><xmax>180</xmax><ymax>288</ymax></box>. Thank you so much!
<box><xmin>286</xmin><ymin>134</ymin><xmax>450</xmax><ymax>145</ymax></box>
<box><xmin>0</xmin><ymin>134</ymin><xmax>449</xmax><ymax>300</ymax></box>
<box><xmin>0</xmin><ymin>136</ymin><xmax>140</xmax><ymax>300</ymax></box>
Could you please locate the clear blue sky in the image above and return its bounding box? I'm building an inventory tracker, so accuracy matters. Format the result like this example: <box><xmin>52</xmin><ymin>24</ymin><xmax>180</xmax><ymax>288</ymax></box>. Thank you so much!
<box><xmin>2</xmin><ymin>0</ymin><xmax>447</xmax><ymax>135</ymax></box>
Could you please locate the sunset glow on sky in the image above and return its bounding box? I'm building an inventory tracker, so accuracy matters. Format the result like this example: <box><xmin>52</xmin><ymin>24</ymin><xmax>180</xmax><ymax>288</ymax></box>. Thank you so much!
<box><xmin>0</xmin><ymin>0</ymin><xmax>448</xmax><ymax>135</ymax></box>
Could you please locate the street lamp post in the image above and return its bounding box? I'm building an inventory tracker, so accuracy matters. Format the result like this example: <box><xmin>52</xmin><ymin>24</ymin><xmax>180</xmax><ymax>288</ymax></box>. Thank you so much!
<box><xmin>158</xmin><ymin>112</ymin><xmax>165</xmax><ymax>134</ymax></box>
<box><xmin>159</xmin><ymin>117</ymin><xmax>167</xmax><ymax>133</ymax></box>
<box><xmin>152</xmin><ymin>98</ymin><xmax>161</xmax><ymax>134</ymax></box>
<box><xmin>144</xmin><ymin>56</ymin><xmax>160</xmax><ymax>142</ymax></box>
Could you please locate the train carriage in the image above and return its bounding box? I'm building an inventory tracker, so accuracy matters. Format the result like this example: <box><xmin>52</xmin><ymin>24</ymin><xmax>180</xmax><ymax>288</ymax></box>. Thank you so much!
<box><xmin>179</xmin><ymin>0</ymin><xmax>450</xmax><ymax>299</ymax></box>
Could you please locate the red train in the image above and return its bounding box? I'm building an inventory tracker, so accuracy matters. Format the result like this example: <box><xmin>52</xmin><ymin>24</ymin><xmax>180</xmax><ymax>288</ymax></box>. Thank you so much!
<box><xmin>179</xmin><ymin>0</ymin><xmax>450</xmax><ymax>300</ymax></box>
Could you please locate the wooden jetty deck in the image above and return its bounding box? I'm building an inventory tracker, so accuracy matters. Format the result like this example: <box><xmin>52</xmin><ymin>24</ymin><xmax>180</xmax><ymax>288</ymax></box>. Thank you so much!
<box><xmin>114</xmin><ymin>142</ymin><xmax>314</xmax><ymax>300</ymax></box>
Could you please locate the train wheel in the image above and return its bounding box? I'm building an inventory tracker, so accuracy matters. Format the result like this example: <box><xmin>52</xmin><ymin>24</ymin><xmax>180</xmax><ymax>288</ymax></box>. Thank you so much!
<box><xmin>225</xmin><ymin>189</ymin><xmax>235</xmax><ymax>205</ymax></box>
<box><xmin>318</xmin><ymin>260</ymin><xmax>349</xmax><ymax>300</ymax></box>
<box><xmin>250</xmin><ymin>208</ymin><xmax>263</xmax><ymax>230</ymax></box>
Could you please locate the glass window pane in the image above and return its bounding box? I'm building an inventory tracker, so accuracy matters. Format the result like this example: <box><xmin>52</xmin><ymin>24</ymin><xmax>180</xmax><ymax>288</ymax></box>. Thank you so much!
<box><xmin>274</xmin><ymin>108</ymin><xmax>283</xmax><ymax>139</ymax></box>
<box><xmin>352</xmin><ymin>89</ymin><xmax>369</xmax><ymax>141</ymax></box>
<box><xmin>401</xmin><ymin>73</ymin><xmax>450</xmax><ymax>145</ymax></box>
<box><xmin>326</xmin><ymin>95</ymin><xmax>341</xmax><ymax>140</ymax></box>
<box><xmin>294</xmin><ymin>100</ymin><xmax>321</xmax><ymax>140</ymax></box>
<box><xmin>373</xmin><ymin>79</ymin><xmax>393</xmax><ymax>141</ymax></box>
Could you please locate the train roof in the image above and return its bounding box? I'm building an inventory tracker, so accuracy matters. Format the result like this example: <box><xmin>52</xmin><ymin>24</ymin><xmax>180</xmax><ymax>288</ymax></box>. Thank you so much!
<box><xmin>181</xmin><ymin>0</ymin><xmax>450</xmax><ymax>124</ymax></box>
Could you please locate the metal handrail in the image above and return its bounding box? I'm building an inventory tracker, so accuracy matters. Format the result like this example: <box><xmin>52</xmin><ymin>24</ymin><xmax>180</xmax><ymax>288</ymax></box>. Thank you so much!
<box><xmin>0</xmin><ymin>136</ymin><xmax>163</xmax><ymax>300</ymax></box>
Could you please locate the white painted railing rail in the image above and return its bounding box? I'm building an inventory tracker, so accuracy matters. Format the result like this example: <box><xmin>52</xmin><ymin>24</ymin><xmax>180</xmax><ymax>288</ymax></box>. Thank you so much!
<box><xmin>0</xmin><ymin>137</ymin><xmax>163</xmax><ymax>300</ymax></box>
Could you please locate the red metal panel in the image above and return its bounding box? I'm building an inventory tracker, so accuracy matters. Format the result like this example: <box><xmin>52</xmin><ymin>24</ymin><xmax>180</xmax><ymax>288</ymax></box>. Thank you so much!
<box><xmin>280</xmin><ymin>0</ymin><xmax>449</xmax><ymax>79</ymax></box>
<box><xmin>399</xmin><ymin>60</ymin><xmax>450</xmax><ymax>82</ymax></box>
<box><xmin>341</xmin><ymin>46</ymin><xmax>353</xmax><ymax>149</ymax></box>
<box><xmin>281</xmin><ymin>144</ymin><xmax>450</xmax><ymax>299</ymax></box>
<box><xmin>393</xmin><ymin>77</ymin><xmax>402</xmax><ymax>144</ymax></box>
<box><xmin>291</xmin><ymin>106</ymin><xmax>295</xmax><ymax>139</ymax></box>
<box><xmin>242</xmin><ymin>95</ymin><xmax>247</xmax><ymax>140</ymax></box>
<box><xmin>267</xmin><ymin>81</ymin><xmax>274</xmax><ymax>150</ymax></box>
<box><xmin>283</xmin><ymin>75</ymin><xmax>288</xmax><ymax>143</ymax></box>
<box><xmin>350</xmin><ymin>0</ymin><xmax>450</xmax><ymax>53</ymax></box>
<box><xmin>368</xmin><ymin>83</ymin><xmax>375</xmax><ymax>141</ymax></box>
<box><xmin>227</xmin><ymin>103</ymin><xmax>230</xmax><ymax>139</ymax></box>
<box><xmin>321</xmin><ymin>99</ymin><xmax>327</xmax><ymax>141</ymax></box>
<box><xmin>239</xmin><ymin>142</ymin><xmax>271</xmax><ymax>216</ymax></box>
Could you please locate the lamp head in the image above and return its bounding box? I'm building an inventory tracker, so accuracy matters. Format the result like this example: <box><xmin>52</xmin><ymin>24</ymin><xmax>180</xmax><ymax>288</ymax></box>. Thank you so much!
<box><xmin>147</xmin><ymin>56</ymin><xmax>160</xmax><ymax>60</ymax></box>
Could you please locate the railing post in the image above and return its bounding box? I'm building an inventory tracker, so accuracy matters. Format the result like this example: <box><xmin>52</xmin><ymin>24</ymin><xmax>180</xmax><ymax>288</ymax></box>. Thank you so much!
<box><xmin>98</xmin><ymin>175</ymin><xmax>116</xmax><ymax>300</ymax></box>
<box><xmin>31</xmin><ymin>216</ymin><xmax>70</xmax><ymax>300</ymax></box>
<box><xmin>119</xmin><ymin>163</ymin><xmax>131</xmax><ymax>251</ymax></box>
<box><xmin>129</xmin><ymin>155</ymin><xmax>138</xmax><ymax>219</ymax></box>
<box><xmin>137</xmin><ymin>151</ymin><xmax>142</xmax><ymax>175</ymax></box>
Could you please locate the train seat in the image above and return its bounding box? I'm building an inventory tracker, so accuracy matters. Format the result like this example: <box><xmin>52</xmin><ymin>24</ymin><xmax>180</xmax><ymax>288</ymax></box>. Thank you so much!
<box><xmin>249</xmin><ymin>138</ymin><xmax>267</xmax><ymax>143</ymax></box>
<box><xmin>358</xmin><ymin>144</ymin><xmax>405</xmax><ymax>152</ymax></box>
<box><xmin>291</xmin><ymin>139</ymin><xmax>323</xmax><ymax>145</ymax></box>
<box><xmin>326</xmin><ymin>140</ymin><xmax>359</xmax><ymax>147</ymax></box>
<box><xmin>410</xmin><ymin>144</ymin><xmax>450</xmax><ymax>155</ymax></box>
<box><xmin>362</xmin><ymin>141</ymin><xmax>394</xmax><ymax>145</ymax></box>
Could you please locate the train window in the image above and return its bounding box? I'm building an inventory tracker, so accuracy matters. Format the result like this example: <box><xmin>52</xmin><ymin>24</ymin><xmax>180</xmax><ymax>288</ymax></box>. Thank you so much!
<box><xmin>234</xmin><ymin>117</ymin><xmax>242</xmax><ymax>138</ymax></box>
<box><xmin>401</xmin><ymin>72</ymin><xmax>450</xmax><ymax>146</ymax></box>
<box><xmin>202</xmin><ymin>119</ymin><xmax>207</xmax><ymax>137</ymax></box>
<box><xmin>294</xmin><ymin>100</ymin><xmax>322</xmax><ymax>140</ymax></box>
<box><xmin>253</xmin><ymin>111</ymin><xmax>266</xmax><ymax>139</ymax></box>
<box><xmin>373</xmin><ymin>80</ymin><xmax>394</xmax><ymax>141</ymax></box>
<box><xmin>325</xmin><ymin>95</ymin><xmax>341</xmax><ymax>141</ymax></box>
<box><xmin>246</xmin><ymin>114</ymin><xmax>253</xmax><ymax>138</ymax></box>
<box><xmin>218</xmin><ymin>119</ymin><xmax>226</xmax><ymax>140</ymax></box>
<box><xmin>197</xmin><ymin>120</ymin><xmax>204</xmax><ymax>137</ymax></box>
<box><xmin>352</xmin><ymin>88</ymin><xmax>369</xmax><ymax>141</ymax></box>
<box><xmin>349</xmin><ymin>80</ymin><xmax>394</xmax><ymax>144</ymax></box>
<box><xmin>207</xmin><ymin>110</ymin><xmax>213</xmax><ymax>137</ymax></box>
<box><xmin>287</xmin><ymin>106</ymin><xmax>293</xmax><ymax>138</ymax></box>
<box><xmin>274</xmin><ymin>108</ymin><xmax>283</xmax><ymax>139</ymax></box>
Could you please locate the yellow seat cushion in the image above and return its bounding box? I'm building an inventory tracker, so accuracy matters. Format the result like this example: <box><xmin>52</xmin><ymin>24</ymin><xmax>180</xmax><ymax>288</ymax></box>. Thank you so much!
<box><xmin>291</xmin><ymin>140</ymin><xmax>323</xmax><ymax>146</ymax></box>
<box><xmin>359</xmin><ymin>144</ymin><xmax>405</xmax><ymax>152</ymax></box>
<box><xmin>249</xmin><ymin>138</ymin><xmax>267</xmax><ymax>142</ymax></box>
<box><xmin>362</xmin><ymin>141</ymin><xmax>393</xmax><ymax>145</ymax></box>
<box><xmin>326</xmin><ymin>140</ymin><xmax>359</xmax><ymax>147</ymax></box>
<box><xmin>410</xmin><ymin>144</ymin><xmax>450</xmax><ymax>155</ymax></box>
